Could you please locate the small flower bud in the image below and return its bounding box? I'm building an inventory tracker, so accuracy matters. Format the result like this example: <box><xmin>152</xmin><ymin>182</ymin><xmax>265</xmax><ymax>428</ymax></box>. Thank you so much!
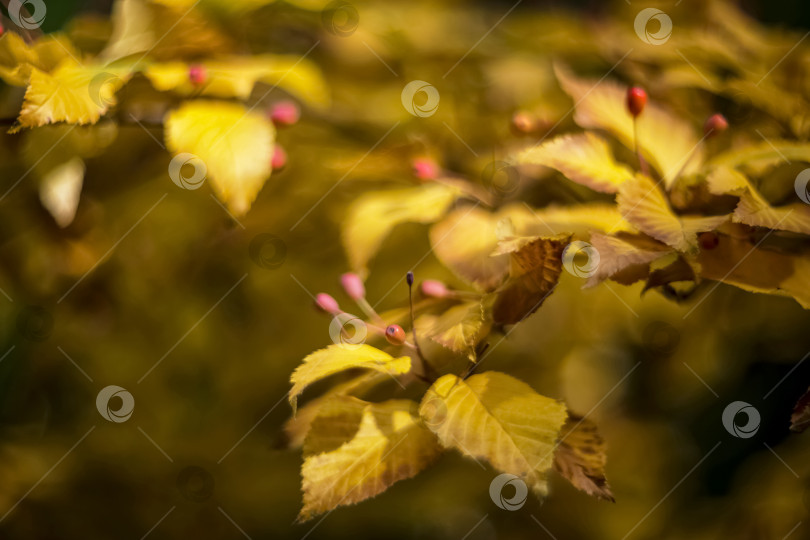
<box><xmin>704</xmin><ymin>113</ymin><xmax>728</xmax><ymax>137</ymax></box>
<box><xmin>271</xmin><ymin>145</ymin><xmax>287</xmax><ymax>171</ymax></box>
<box><xmin>189</xmin><ymin>64</ymin><xmax>207</xmax><ymax>86</ymax></box>
<box><xmin>315</xmin><ymin>293</ymin><xmax>340</xmax><ymax>314</ymax></box>
<box><xmin>511</xmin><ymin>111</ymin><xmax>536</xmax><ymax>135</ymax></box>
<box><xmin>385</xmin><ymin>324</ymin><xmax>406</xmax><ymax>346</ymax></box>
<box><xmin>406</xmin><ymin>271</ymin><xmax>414</xmax><ymax>286</ymax></box>
<box><xmin>269</xmin><ymin>100</ymin><xmax>300</xmax><ymax>127</ymax></box>
<box><xmin>412</xmin><ymin>159</ymin><xmax>438</xmax><ymax>181</ymax></box>
<box><xmin>420</xmin><ymin>279</ymin><xmax>449</xmax><ymax>298</ymax></box>
<box><xmin>626</xmin><ymin>87</ymin><xmax>647</xmax><ymax>117</ymax></box>
<box><xmin>340</xmin><ymin>272</ymin><xmax>365</xmax><ymax>300</ymax></box>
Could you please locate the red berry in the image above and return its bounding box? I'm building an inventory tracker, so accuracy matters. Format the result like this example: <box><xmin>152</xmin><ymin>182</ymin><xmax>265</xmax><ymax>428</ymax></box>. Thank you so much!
<box><xmin>412</xmin><ymin>159</ymin><xmax>438</xmax><ymax>181</ymax></box>
<box><xmin>340</xmin><ymin>272</ymin><xmax>365</xmax><ymax>300</ymax></box>
<box><xmin>0</xmin><ymin>23</ymin><xmax>5</xmax><ymax>37</ymax></box>
<box><xmin>315</xmin><ymin>293</ymin><xmax>340</xmax><ymax>314</ymax></box>
<box><xmin>511</xmin><ymin>111</ymin><xmax>536</xmax><ymax>135</ymax></box>
<box><xmin>269</xmin><ymin>100</ymin><xmax>300</xmax><ymax>127</ymax></box>
<box><xmin>189</xmin><ymin>64</ymin><xmax>207</xmax><ymax>86</ymax></box>
<box><xmin>420</xmin><ymin>279</ymin><xmax>449</xmax><ymax>298</ymax></box>
<box><xmin>698</xmin><ymin>232</ymin><xmax>719</xmax><ymax>250</ymax></box>
<box><xmin>704</xmin><ymin>113</ymin><xmax>728</xmax><ymax>137</ymax></box>
<box><xmin>626</xmin><ymin>87</ymin><xmax>647</xmax><ymax>117</ymax></box>
<box><xmin>271</xmin><ymin>145</ymin><xmax>287</xmax><ymax>171</ymax></box>
<box><xmin>385</xmin><ymin>324</ymin><xmax>406</xmax><ymax>346</ymax></box>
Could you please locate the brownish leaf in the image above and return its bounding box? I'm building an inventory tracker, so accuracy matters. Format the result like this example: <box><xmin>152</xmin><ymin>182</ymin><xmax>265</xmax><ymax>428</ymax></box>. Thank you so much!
<box><xmin>790</xmin><ymin>386</ymin><xmax>810</xmax><ymax>433</ymax></box>
<box><xmin>553</xmin><ymin>415</ymin><xmax>614</xmax><ymax>502</ymax></box>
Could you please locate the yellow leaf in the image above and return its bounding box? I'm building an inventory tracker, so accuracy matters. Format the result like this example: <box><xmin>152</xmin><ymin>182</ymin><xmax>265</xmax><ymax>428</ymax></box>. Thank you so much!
<box><xmin>342</xmin><ymin>183</ymin><xmax>460</xmax><ymax>275</ymax></box>
<box><xmin>553</xmin><ymin>415</ymin><xmax>614</xmax><ymax>502</ymax></box>
<box><xmin>39</xmin><ymin>158</ymin><xmax>85</xmax><ymax>229</ymax></box>
<box><xmin>415</xmin><ymin>300</ymin><xmax>491</xmax><ymax>360</ymax></box>
<box><xmin>14</xmin><ymin>59</ymin><xmax>133</xmax><ymax>131</ymax></box>
<box><xmin>429</xmin><ymin>206</ymin><xmax>510</xmax><ymax>291</ymax></box>
<box><xmin>0</xmin><ymin>33</ymin><xmax>80</xmax><ymax>86</ymax></box>
<box><xmin>709</xmin><ymin>140</ymin><xmax>810</xmax><ymax>174</ymax></box>
<box><xmin>555</xmin><ymin>65</ymin><xmax>703</xmax><ymax>186</ymax></box>
<box><xmin>165</xmin><ymin>100</ymin><xmax>275</xmax><ymax>216</ymax></box>
<box><xmin>517</xmin><ymin>133</ymin><xmax>634</xmax><ymax>193</ymax></box>
<box><xmin>618</xmin><ymin>174</ymin><xmax>728</xmax><ymax>252</ymax></box>
<box><xmin>289</xmin><ymin>344</ymin><xmax>411</xmax><ymax>411</ymax></box>
<box><xmin>299</xmin><ymin>398</ymin><xmax>441</xmax><ymax>521</ymax></box>
<box><xmin>419</xmin><ymin>371</ymin><xmax>567</xmax><ymax>496</ymax></box>
<box><xmin>503</xmin><ymin>203</ymin><xmax>635</xmax><ymax>236</ymax></box>
<box><xmin>584</xmin><ymin>232</ymin><xmax>672</xmax><ymax>287</ymax></box>
<box><xmin>492</xmin><ymin>236</ymin><xmax>568</xmax><ymax>325</ymax></box>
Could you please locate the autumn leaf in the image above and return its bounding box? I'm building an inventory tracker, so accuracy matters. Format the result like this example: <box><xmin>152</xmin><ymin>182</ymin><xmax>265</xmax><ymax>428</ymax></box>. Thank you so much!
<box><xmin>790</xmin><ymin>386</ymin><xmax>810</xmax><ymax>433</ymax></box>
<box><xmin>709</xmin><ymin>140</ymin><xmax>810</xmax><ymax>174</ymax></box>
<box><xmin>415</xmin><ymin>300</ymin><xmax>491</xmax><ymax>360</ymax></box>
<box><xmin>517</xmin><ymin>132</ymin><xmax>634</xmax><ymax>193</ymax></box>
<box><xmin>504</xmin><ymin>203</ymin><xmax>636</xmax><ymax>236</ymax></box>
<box><xmin>0</xmin><ymin>33</ymin><xmax>80</xmax><ymax>86</ymax></box>
<box><xmin>289</xmin><ymin>344</ymin><xmax>411</xmax><ymax>411</ymax></box>
<box><xmin>492</xmin><ymin>235</ymin><xmax>568</xmax><ymax>325</ymax></box>
<box><xmin>618</xmin><ymin>174</ymin><xmax>728</xmax><ymax>252</ymax></box>
<box><xmin>419</xmin><ymin>371</ymin><xmax>567</xmax><ymax>496</ymax></box>
<box><xmin>39</xmin><ymin>158</ymin><xmax>85</xmax><ymax>229</ymax></box>
<box><xmin>584</xmin><ymin>232</ymin><xmax>672</xmax><ymax>287</ymax></box>
<box><xmin>553</xmin><ymin>415</ymin><xmax>614</xmax><ymax>502</ymax></box>
<box><xmin>299</xmin><ymin>398</ymin><xmax>441</xmax><ymax>521</ymax></box>
<box><xmin>165</xmin><ymin>100</ymin><xmax>275</xmax><ymax>216</ymax></box>
<box><xmin>343</xmin><ymin>183</ymin><xmax>461</xmax><ymax>275</ymax></box>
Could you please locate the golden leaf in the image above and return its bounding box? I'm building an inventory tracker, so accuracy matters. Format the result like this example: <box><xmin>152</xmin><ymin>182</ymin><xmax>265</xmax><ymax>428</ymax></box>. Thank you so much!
<box><xmin>38</xmin><ymin>157</ymin><xmax>85</xmax><ymax>229</ymax></box>
<box><xmin>165</xmin><ymin>100</ymin><xmax>275</xmax><ymax>216</ymax></box>
<box><xmin>415</xmin><ymin>300</ymin><xmax>491</xmax><ymax>360</ymax></box>
<box><xmin>504</xmin><ymin>203</ymin><xmax>636</xmax><ymax>236</ymax></box>
<box><xmin>517</xmin><ymin>132</ymin><xmax>634</xmax><ymax>193</ymax></box>
<box><xmin>492</xmin><ymin>236</ymin><xmax>568</xmax><ymax>325</ymax></box>
<box><xmin>553</xmin><ymin>415</ymin><xmax>614</xmax><ymax>502</ymax></box>
<box><xmin>419</xmin><ymin>371</ymin><xmax>567</xmax><ymax>496</ymax></box>
<box><xmin>342</xmin><ymin>183</ymin><xmax>460</xmax><ymax>275</ymax></box>
<box><xmin>709</xmin><ymin>140</ymin><xmax>810</xmax><ymax>174</ymax></box>
<box><xmin>584</xmin><ymin>232</ymin><xmax>672</xmax><ymax>287</ymax></box>
<box><xmin>618</xmin><ymin>174</ymin><xmax>728</xmax><ymax>252</ymax></box>
<box><xmin>289</xmin><ymin>344</ymin><xmax>411</xmax><ymax>411</ymax></box>
<box><xmin>0</xmin><ymin>33</ymin><xmax>80</xmax><ymax>86</ymax></box>
<box><xmin>299</xmin><ymin>398</ymin><xmax>441</xmax><ymax>521</ymax></box>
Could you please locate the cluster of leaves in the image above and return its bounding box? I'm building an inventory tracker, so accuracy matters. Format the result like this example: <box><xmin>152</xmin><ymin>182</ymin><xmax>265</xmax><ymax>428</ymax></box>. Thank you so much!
<box><xmin>282</xmin><ymin>0</ymin><xmax>810</xmax><ymax>523</ymax></box>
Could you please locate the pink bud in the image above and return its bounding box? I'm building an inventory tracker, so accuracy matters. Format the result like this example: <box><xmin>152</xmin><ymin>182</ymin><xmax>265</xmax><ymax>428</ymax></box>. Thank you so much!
<box><xmin>412</xmin><ymin>159</ymin><xmax>438</xmax><ymax>181</ymax></box>
<box><xmin>704</xmin><ymin>113</ymin><xmax>728</xmax><ymax>137</ymax></box>
<box><xmin>420</xmin><ymin>279</ymin><xmax>449</xmax><ymax>298</ymax></box>
<box><xmin>269</xmin><ymin>100</ymin><xmax>300</xmax><ymax>127</ymax></box>
<box><xmin>315</xmin><ymin>293</ymin><xmax>340</xmax><ymax>314</ymax></box>
<box><xmin>340</xmin><ymin>273</ymin><xmax>365</xmax><ymax>300</ymax></box>
<box><xmin>271</xmin><ymin>145</ymin><xmax>287</xmax><ymax>170</ymax></box>
<box><xmin>189</xmin><ymin>64</ymin><xmax>207</xmax><ymax>86</ymax></box>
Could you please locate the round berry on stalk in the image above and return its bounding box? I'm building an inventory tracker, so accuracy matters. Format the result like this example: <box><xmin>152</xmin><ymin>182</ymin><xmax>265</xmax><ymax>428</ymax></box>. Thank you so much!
<box><xmin>269</xmin><ymin>100</ymin><xmax>300</xmax><ymax>127</ymax></box>
<box><xmin>704</xmin><ymin>113</ymin><xmax>728</xmax><ymax>137</ymax></box>
<box><xmin>626</xmin><ymin>86</ymin><xmax>647</xmax><ymax>117</ymax></box>
<box><xmin>511</xmin><ymin>111</ymin><xmax>536</xmax><ymax>135</ymax></box>
<box><xmin>271</xmin><ymin>145</ymin><xmax>287</xmax><ymax>171</ymax></box>
<box><xmin>412</xmin><ymin>158</ymin><xmax>438</xmax><ymax>181</ymax></box>
<box><xmin>385</xmin><ymin>324</ymin><xmax>406</xmax><ymax>345</ymax></box>
<box><xmin>698</xmin><ymin>232</ymin><xmax>719</xmax><ymax>250</ymax></box>
<box><xmin>189</xmin><ymin>64</ymin><xmax>207</xmax><ymax>86</ymax></box>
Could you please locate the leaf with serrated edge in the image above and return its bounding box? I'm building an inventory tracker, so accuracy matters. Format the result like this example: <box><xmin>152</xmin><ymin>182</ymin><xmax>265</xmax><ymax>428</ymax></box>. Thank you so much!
<box><xmin>415</xmin><ymin>301</ymin><xmax>491</xmax><ymax>360</ymax></box>
<box><xmin>503</xmin><ymin>203</ymin><xmax>635</xmax><ymax>237</ymax></box>
<box><xmin>585</xmin><ymin>232</ymin><xmax>672</xmax><ymax>287</ymax></box>
<box><xmin>553</xmin><ymin>415</ymin><xmax>614</xmax><ymax>502</ymax></box>
<box><xmin>289</xmin><ymin>344</ymin><xmax>410</xmax><ymax>411</ymax></box>
<box><xmin>517</xmin><ymin>133</ymin><xmax>634</xmax><ymax>193</ymax></box>
<box><xmin>299</xmin><ymin>398</ymin><xmax>441</xmax><ymax>521</ymax></box>
<box><xmin>419</xmin><ymin>372</ymin><xmax>567</xmax><ymax>496</ymax></box>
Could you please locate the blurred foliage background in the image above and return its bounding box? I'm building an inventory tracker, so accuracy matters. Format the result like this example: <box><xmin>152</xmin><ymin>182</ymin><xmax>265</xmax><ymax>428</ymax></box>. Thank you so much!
<box><xmin>1</xmin><ymin>0</ymin><xmax>810</xmax><ymax>538</ymax></box>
